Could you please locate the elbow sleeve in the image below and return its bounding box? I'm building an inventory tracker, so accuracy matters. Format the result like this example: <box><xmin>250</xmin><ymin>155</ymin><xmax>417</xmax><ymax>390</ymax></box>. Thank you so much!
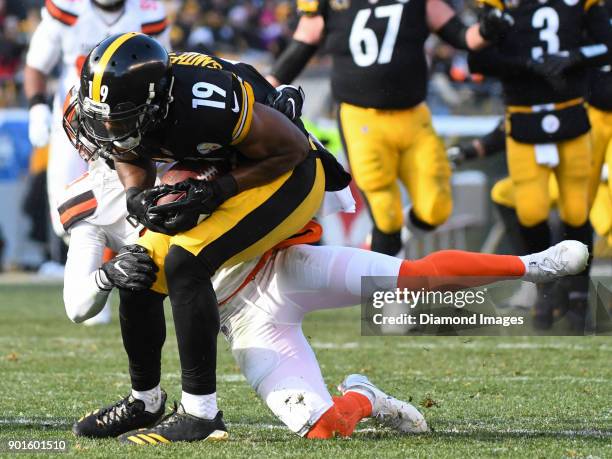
<box><xmin>436</xmin><ymin>16</ymin><xmax>469</xmax><ymax>50</ymax></box>
<box><xmin>270</xmin><ymin>39</ymin><xmax>318</xmax><ymax>85</ymax></box>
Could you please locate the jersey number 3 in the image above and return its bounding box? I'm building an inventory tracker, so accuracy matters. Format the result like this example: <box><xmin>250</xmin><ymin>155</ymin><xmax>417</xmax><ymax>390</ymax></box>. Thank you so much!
<box><xmin>531</xmin><ymin>7</ymin><xmax>560</xmax><ymax>59</ymax></box>
<box><xmin>192</xmin><ymin>82</ymin><xmax>226</xmax><ymax>109</ymax></box>
<box><xmin>349</xmin><ymin>4</ymin><xmax>403</xmax><ymax>67</ymax></box>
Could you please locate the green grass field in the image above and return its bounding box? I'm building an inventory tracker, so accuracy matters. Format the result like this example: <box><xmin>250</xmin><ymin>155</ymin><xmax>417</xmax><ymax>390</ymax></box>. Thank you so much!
<box><xmin>0</xmin><ymin>283</ymin><xmax>610</xmax><ymax>458</ymax></box>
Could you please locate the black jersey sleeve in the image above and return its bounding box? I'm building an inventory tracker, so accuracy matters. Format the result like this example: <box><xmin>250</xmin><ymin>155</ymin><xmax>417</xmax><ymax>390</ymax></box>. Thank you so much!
<box><xmin>468</xmin><ymin>47</ymin><xmax>530</xmax><ymax>79</ymax></box>
<box><xmin>189</xmin><ymin>69</ymin><xmax>256</xmax><ymax>146</ymax></box>
<box><xmin>585</xmin><ymin>3</ymin><xmax>612</xmax><ymax>50</ymax></box>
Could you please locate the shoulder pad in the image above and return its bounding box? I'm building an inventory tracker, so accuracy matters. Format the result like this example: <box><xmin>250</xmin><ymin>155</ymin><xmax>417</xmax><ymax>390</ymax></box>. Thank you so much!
<box><xmin>139</xmin><ymin>0</ymin><xmax>169</xmax><ymax>35</ymax></box>
<box><xmin>57</xmin><ymin>173</ymin><xmax>97</xmax><ymax>232</ymax></box>
<box><xmin>44</xmin><ymin>0</ymin><xmax>83</xmax><ymax>26</ymax></box>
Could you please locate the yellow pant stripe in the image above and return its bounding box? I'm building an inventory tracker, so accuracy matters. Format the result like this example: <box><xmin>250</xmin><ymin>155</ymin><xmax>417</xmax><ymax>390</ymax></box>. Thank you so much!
<box><xmin>92</xmin><ymin>33</ymin><xmax>138</xmax><ymax>102</ymax></box>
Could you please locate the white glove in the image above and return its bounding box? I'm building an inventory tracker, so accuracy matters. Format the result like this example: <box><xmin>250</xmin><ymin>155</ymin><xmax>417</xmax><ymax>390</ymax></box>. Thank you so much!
<box><xmin>28</xmin><ymin>103</ymin><xmax>52</xmax><ymax>147</ymax></box>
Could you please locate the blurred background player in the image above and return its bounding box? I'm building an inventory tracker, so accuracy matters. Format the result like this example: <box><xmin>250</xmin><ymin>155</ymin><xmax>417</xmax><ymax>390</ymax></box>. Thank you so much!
<box><xmin>23</xmin><ymin>0</ymin><xmax>169</xmax><ymax>323</ymax></box>
<box><xmin>265</xmin><ymin>0</ymin><xmax>513</xmax><ymax>256</ymax></box>
<box><xmin>468</xmin><ymin>0</ymin><xmax>612</xmax><ymax>329</ymax></box>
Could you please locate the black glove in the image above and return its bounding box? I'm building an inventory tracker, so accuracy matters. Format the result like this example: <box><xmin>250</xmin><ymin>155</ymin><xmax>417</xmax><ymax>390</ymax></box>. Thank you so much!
<box><xmin>146</xmin><ymin>175</ymin><xmax>238</xmax><ymax>235</ymax></box>
<box><xmin>126</xmin><ymin>186</ymin><xmax>178</xmax><ymax>234</ymax></box>
<box><xmin>478</xmin><ymin>8</ymin><xmax>514</xmax><ymax>43</ymax></box>
<box><xmin>446</xmin><ymin>143</ymin><xmax>479</xmax><ymax>167</ymax></box>
<box><xmin>266</xmin><ymin>85</ymin><xmax>305</xmax><ymax>121</ymax></box>
<box><xmin>527</xmin><ymin>52</ymin><xmax>582</xmax><ymax>79</ymax></box>
<box><xmin>525</xmin><ymin>52</ymin><xmax>581</xmax><ymax>91</ymax></box>
<box><xmin>99</xmin><ymin>244</ymin><xmax>158</xmax><ymax>291</ymax></box>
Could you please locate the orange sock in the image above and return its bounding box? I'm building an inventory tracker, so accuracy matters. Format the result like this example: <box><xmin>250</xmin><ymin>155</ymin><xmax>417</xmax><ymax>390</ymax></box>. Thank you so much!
<box><xmin>398</xmin><ymin>250</ymin><xmax>525</xmax><ymax>290</ymax></box>
<box><xmin>102</xmin><ymin>248</ymin><xmax>116</xmax><ymax>263</ymax></box>
<box><xmin>306</xmin><ymin>392</ymin><xmax>372</xmax><ymax>439</ymax></box>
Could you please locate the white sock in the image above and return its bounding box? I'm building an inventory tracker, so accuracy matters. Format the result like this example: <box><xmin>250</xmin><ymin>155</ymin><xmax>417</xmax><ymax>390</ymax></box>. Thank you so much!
<box><xmin>181</xmin><ymin>391</ymin><xmax>218</xmax><ymax>420</ymax></box>
<box><xmin>131</xmin><ymin>384</ymin><xmax>162</xmax><ymax>413</ymax></box>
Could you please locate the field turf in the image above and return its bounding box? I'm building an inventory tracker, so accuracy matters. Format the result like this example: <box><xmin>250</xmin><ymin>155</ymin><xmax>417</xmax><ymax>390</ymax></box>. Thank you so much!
<box><xmin>0</xmin><ymin>283</ymin><xmax>610</xmax><ymax>458</ymax></box>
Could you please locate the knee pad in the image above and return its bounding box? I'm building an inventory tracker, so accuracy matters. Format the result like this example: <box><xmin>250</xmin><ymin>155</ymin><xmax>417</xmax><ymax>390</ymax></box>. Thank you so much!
<box><xmin>515</xmin><ymin>199</ymin><xmax>550</xmax><ymax>227</ymax></box>
<box><xmin>264</xmin><ymin>375</ymin><xmax>333</xmax><ymax>436</ymax></box>
<box><xmin>363</xmin><ymin>187</ymin><xmax>403</xmax><ymax>234</ymax></box>
<box><xmin>559</xmin><ymin>201</ymin><xmax>589</xmax><ymax>227</ymax></box>
<box><xmin>412</xmin><ymin>186</ymin><xmax>452</xmax><ymax>227</ymax></box>
<box><xmin>491</xmin><ymin>178</ymin><xmax>515</xmax><ymax>208</ymax></box>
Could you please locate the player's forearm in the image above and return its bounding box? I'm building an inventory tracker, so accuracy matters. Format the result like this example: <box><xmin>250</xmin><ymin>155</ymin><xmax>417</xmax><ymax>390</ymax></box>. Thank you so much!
<box><xmin>236</xmin><ymin>103</ymin><xmax>310</xmax><ymax>191</ymax></box>
<box><xmin>63</xmin><ymin>224</ymin><xmax>111</xmax><ymax>323</ymax></box>
<box><xmin>24</xmin><ymin>66</ymin><xmax>48</xmax><ymax>103</ymax></box>
<box><xmin>267</xmin><ymin>16</ymin><xmax>323</xmax><ymax>86</ymax></box>
<box><xmin>114</xmin><ymin>157</ymin><xmax>157</xmax><ymax>191</ymax></box>
<box><xmin>230</xmin><ymin>152</ymin><xmax>305</xmax><ymax>192</ymax></box>
<box><xmin>466</xmin><ymin>25</ymin><xmax>488</xmax><ymax>51</ymax></box>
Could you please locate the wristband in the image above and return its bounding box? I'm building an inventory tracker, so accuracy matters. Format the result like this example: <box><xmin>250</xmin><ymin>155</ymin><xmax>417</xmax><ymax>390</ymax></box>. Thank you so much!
<box><xmin>437</xmin><ymin>16</ymin><xmax>468</xmax><ymax>51</ymax></box>
<box><xmin>28</xmin><ymin>93</ymin><xmax>47</xmax><ymax>108</ymax></box>
<box><xmin>213</xmin><ymin>174</ymin><xmax>239</xmax><ymax>201</ymax></box>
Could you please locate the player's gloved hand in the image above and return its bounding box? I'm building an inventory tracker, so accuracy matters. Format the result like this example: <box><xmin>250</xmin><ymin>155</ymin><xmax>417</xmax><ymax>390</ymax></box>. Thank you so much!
<box><xmin>448</xmin><ymin>139</ymin><xmax>484</xmax><ymax>166</ymax></box>
<box><xmin>525</xmin><ymin>53</ymin><xmax>580</xmax><ymax>91</ymax></box>
<box><xmin>478</xmin><ymin>8</ymin><xmax>514</xmax><ymax>43</ymax></box>
<box><xmin>28</xmin><ymin>103</ymin><xmax>52</xmax><ymax>147</ymax></box>
<box><xmin>266</xmin><ymin>85</ymin><xmax>305</xmax><ymax>121</ymax></box>
<box><xmin>147</xmin><ymin>175</ymin><xmax>239</xmax><ymax>235</ymax></box>
<box><xmin>527</xmin><ymin>52</ymin><xmax>582</xmax><ymax>79</ymax></box>
<box><xmin>98</xmin><ymin>244</ymin><xmax>158</xmax><ymax>291</ymax></box>
<box><xmin>126</xmin><ymin>186</ymin><xmax>178</xmax><ymax>234</ymax></box>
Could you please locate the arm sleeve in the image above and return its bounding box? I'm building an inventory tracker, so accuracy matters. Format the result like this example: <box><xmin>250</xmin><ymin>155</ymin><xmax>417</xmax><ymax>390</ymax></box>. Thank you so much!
<box><xmin>63</xmin><ymin>222</ymin><xmax>112</xmax><ymax>323</ymax></box>
<box><xmin>25</xmin><ymin>10</ymin><xmax>63</xmax><ymax>74</ymax></box>
<box><xmin>583</xmin><ymin>3</ymin><xmax>612</xmax><ymax>64</ymax></box>
<box><xmin>435</xmin><ymin>16</ymin><xmax>469</xmax><ymax>50</ymax></box>
<box><xmin>468</xmin><ymin>47</ymin><xmax>529</xmax><ymax>78</ymax></box>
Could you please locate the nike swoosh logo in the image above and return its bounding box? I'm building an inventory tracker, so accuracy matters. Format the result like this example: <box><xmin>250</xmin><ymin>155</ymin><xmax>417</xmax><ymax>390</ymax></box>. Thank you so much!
<box><xmin>114</xmin><ymin>261</ymin><xmax>128</xmax><ymax>278</ymax></box>
<box><xmin>232</xmin><ymin>93</ymin><xmax>239</xmax><ymax>113</ymax></box>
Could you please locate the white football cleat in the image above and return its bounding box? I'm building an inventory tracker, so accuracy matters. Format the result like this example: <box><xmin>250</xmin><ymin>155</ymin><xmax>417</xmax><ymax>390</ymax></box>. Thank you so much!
<box><xmin>338</xmin><ymin>374</ymin><xmax>428</xmax><ymax>434</ymax></box>
<box><xmin>521</xmin><ymin>240</ymin><xmax>589</xmax><ymax>283</ymax></box>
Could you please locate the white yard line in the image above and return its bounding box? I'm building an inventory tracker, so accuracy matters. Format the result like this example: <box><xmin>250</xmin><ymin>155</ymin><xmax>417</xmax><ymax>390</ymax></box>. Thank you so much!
<box><xmin>0</xmin><ymin>418</ymin><xmax>610</xmax><ymax>439</ymax></box>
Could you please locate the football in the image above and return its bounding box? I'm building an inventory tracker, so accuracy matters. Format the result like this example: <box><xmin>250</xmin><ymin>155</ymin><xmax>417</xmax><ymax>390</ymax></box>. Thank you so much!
<box><xmin>156</xmin><ymin>160</ymin><xmax>230</xmax><ymax>206</ymax></box>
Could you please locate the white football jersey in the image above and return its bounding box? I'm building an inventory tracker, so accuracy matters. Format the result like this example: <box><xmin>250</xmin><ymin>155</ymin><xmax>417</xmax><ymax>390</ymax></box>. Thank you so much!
<box><xmin>26</xmin><ymin>0</ymin><xmax>170</xmax><ymax>117</ymax></box>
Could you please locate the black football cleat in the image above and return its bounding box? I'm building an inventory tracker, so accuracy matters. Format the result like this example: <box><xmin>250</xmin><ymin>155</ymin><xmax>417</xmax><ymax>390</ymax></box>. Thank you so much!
<box><xmin>118</xmin><ymin>403</ymin><xmax>228</xmax><ymax>445</ymax></box>
<box><xmin>73</xmin><ymin>391</ymin><xmax>166</xmax><ymax>438</ymax></box>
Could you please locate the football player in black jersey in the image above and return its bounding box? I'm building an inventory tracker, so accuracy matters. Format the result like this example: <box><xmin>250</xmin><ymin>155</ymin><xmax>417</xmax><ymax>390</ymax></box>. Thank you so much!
<box><xmin>469</xmin><ymin>0</ymin><xmax>612</xmax><ymax>328</ymax></box>
<box><xmin>63</xmin><ymin>32</ymin><xmax>351</xmax><ymax>443</ymax></box>
<box><xmin>266</xmin><ymin>0</ymin><xmax>513</xmax><ymax>255</ymax></box>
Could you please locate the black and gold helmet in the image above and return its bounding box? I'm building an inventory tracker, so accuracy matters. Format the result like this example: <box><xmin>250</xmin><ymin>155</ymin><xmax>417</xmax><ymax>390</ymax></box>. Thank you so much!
<box><xmin>63</xmin><ymin>32</ymin><xmax>172</xmax><ymax>160</ymax></box>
